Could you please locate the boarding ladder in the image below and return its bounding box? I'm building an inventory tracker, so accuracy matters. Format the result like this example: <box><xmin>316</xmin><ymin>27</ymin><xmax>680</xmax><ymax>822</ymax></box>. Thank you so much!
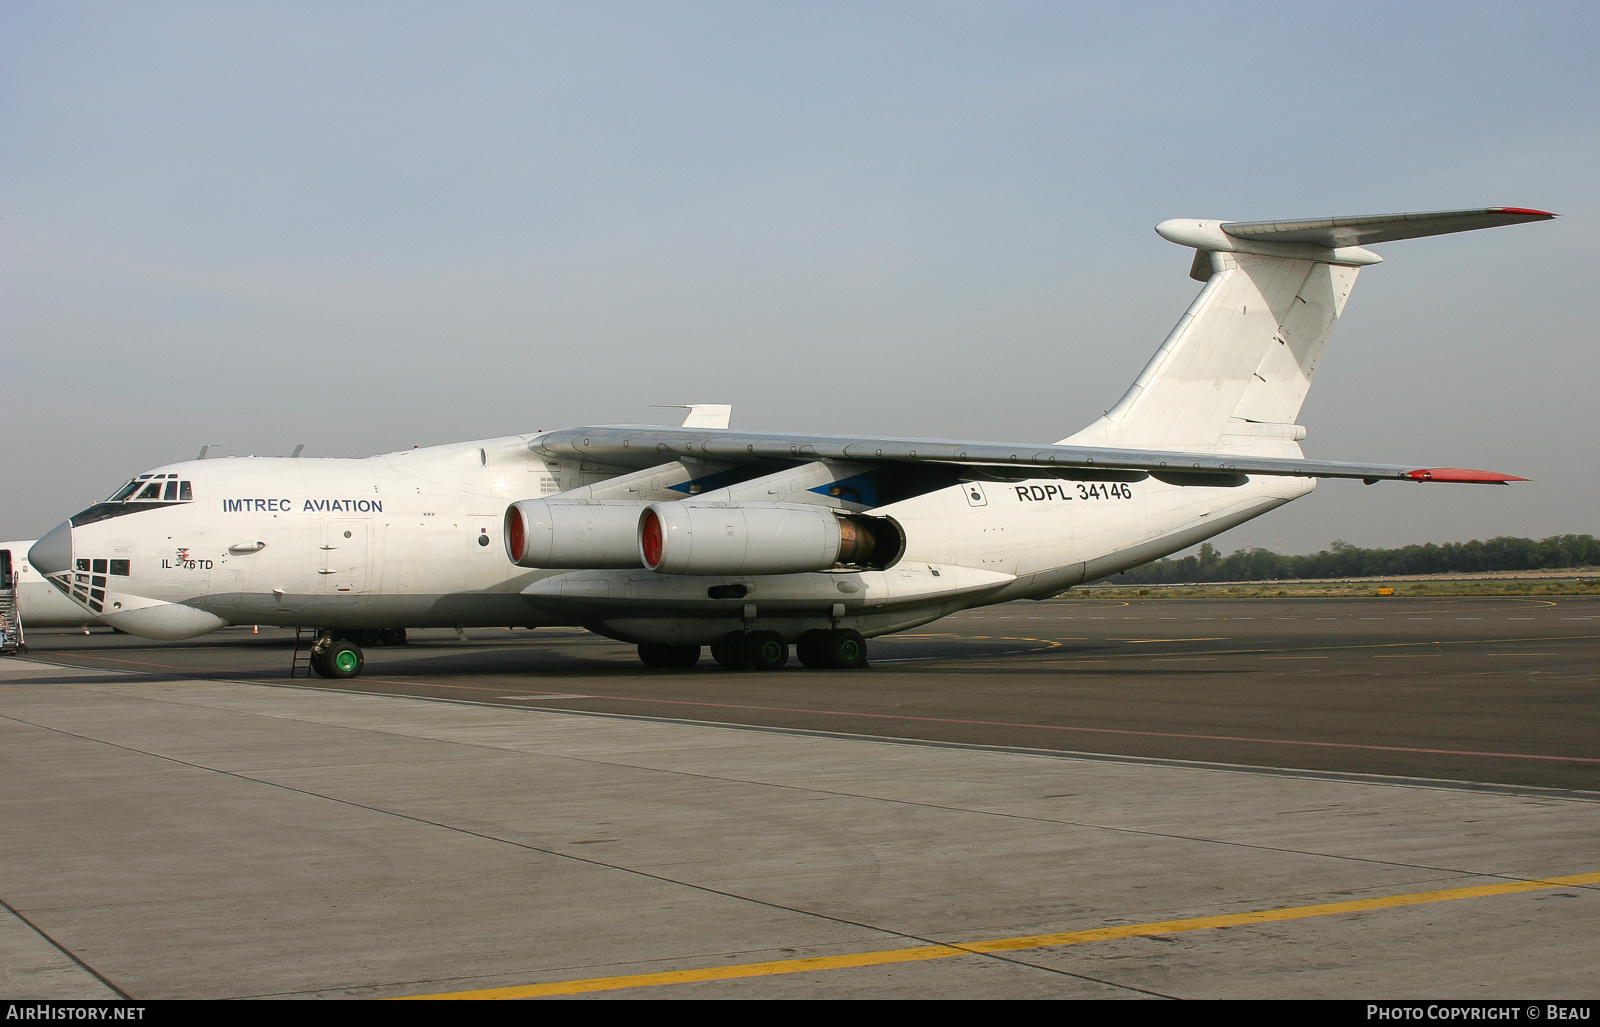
<box><xmin>0</xmin><ymin>570</ymin><xmax>26</xmax><ymax>656</ymax></box>
<box><xmin>290</xmin><ymin>627</ymin><xmax>319</xmax><ymax>677</ymax></box>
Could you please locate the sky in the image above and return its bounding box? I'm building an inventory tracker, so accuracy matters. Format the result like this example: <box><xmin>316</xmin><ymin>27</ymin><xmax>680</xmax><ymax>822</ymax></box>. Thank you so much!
<box><xmin>4</xmin><ymin>1</ymin><xmax>1596</xmax><ymax>553</ymax></box>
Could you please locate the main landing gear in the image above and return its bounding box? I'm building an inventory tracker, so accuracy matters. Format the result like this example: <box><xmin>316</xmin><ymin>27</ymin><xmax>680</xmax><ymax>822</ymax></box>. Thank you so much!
<box><xmin>796</xmin><ymin>628</ymin><xmax>868</xmax><ymax>670</ymax></box>
<box><xmin>637</xmin><ymin>642</ymin><xmax>701</xmax><ymax>668</ymax></box>
<box><xmin>638</xmin><ymin>629</ymin><xmax>868</xmax><ymax>671</ymax></box>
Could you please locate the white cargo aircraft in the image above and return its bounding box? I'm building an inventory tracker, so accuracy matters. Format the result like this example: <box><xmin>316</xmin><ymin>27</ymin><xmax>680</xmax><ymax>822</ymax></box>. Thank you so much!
<box><xmin>30</xmin><ymin>207</ymin><xmax>1554</xmax><ymax>677</ymax></box>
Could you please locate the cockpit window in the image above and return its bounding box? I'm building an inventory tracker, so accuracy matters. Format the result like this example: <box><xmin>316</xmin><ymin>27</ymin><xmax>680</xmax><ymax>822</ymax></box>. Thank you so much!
<box><xmin>105</xmin><ymin>478</ymin><xmax>194</xmax><ymax>504</ymax></box>
<box><xmin>74</xmin><ymin>476</ymin><xmax>196</xmax><ymax>526</ymax></box>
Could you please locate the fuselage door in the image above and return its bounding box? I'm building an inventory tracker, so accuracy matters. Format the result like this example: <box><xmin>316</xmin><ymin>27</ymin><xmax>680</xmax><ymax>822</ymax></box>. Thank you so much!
<box><xmin>320</xmin><ymin>520</ymin><xmax>371</xmax><ymax>594</ymax></box>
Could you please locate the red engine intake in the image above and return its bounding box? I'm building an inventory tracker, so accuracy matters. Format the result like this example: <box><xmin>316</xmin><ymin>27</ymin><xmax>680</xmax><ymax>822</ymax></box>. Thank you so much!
<box><xmin>503</xmin><ymin>499</ymin><xmax>651</xmax><ymax>568</ymax></box>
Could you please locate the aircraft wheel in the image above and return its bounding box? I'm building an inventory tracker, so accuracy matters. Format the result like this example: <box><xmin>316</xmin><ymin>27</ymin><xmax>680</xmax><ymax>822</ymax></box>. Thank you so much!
<box><xmin>711</xmin><ymin>632</ymin><xmax>745</xmax><ymax>670</ymax></box>
<box><xmin>380</xmin><ymin>628</ymin><xmax>407</xmax><ymax>646</ymax></box>
<box><xmin>796</xmin><ymin>630</ymin><xmax>830</xmax><ymax>669</ymax></box>
<box><xmin>354</xmin><ymin>628</ymin><xmax>382</xmax><ymax>646</ymax></box>
<box><xmin>638</xmin><ymin>642</ymin><xmax>701</xmax><ymax>669</ymax></box>
<box><xmin>322</xmin><ymin>641</ymin><xmax>365</xmax><ymax>679</ymax></box>
<box><xmin>742</xmin><ymin>630</ymin><xmax>789</xmax><ymax>671</ymax></box>
<box><xmin>823</xmin><ymin>629</ymin><xmax>868</xmax><ymax>669</ymax></box>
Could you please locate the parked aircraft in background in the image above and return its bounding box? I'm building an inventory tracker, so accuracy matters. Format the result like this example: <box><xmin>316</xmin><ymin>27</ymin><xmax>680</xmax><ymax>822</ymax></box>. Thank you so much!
<box><xmin>1</xmin><ymin>540</ymin><xmax>103</xmax><ymax>630</ymax></box>
<box><xmin>30</xmin><ymin>206</ymin><xmax>1554</xmax><ymax>677</ymax></box>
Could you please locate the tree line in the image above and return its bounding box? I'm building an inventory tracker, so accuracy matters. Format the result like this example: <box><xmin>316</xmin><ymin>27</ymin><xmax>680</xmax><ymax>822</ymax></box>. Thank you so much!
<box><xmin>1115</xmin><ymin>535</ymin><xmax>1600</xmax><ymax>584</ymax></box>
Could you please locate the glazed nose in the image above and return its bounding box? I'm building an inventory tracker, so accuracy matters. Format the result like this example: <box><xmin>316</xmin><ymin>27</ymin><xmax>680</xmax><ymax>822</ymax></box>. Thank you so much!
<box><xmin>29</xmin><ymin>520</ymin><xmax>73</xmax><ymax>576</ymax></box>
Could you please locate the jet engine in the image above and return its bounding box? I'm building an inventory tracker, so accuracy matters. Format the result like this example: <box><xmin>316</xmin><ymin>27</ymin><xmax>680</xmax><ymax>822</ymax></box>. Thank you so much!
<box><xmin>638</xmin><ymin>502</ymin><xmax>903</xmax><ymax>575</ymax></box>
<box><xmin>504</xmin><ymin>499</ymin><xmax>648</xmax><ymax>568</ymax></box>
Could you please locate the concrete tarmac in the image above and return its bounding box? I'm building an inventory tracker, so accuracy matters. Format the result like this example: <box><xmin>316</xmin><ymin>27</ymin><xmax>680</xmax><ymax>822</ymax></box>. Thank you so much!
<box><xmin>2</xmin><ymin>597</ymin><xmax>1596</xmax><ymax>999</ymax></box>
<box><xmin>22</xmin><ymin>595</ymin><xmax>1600</xmax><ymax>789</ymax></box>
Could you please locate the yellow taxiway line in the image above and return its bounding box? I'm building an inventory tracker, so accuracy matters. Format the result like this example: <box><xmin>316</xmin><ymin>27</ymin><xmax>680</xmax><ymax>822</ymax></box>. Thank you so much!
<box><xmin>402</xmin><ymin>871</ymin><xmax>1600</xmax><ymax>999</ymax></box>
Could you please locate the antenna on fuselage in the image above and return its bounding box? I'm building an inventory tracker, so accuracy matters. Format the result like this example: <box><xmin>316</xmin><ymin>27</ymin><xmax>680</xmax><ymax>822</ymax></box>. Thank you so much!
<box><xmin>196</xmin><ymin>445</ymin><xmax>220</xmax><ymax>460</ymax></box>
<box><xmin>290</xmin><ymin>444</ymin><xmax>305</xmax><ymax>458</ymax></box>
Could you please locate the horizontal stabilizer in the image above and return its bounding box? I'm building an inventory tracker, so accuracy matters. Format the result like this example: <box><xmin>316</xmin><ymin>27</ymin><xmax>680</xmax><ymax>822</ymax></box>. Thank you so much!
<box><xmin>1220</xmin><ymin>207</ymin><xmax>1556</xmax><ymax>249</ymax></box>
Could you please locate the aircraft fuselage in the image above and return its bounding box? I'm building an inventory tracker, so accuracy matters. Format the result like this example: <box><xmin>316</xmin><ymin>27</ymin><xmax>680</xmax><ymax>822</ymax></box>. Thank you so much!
<box><xmin>40</xmin><ymin>434</ymin><xmax>1310</xmax><ymax>643</ymax></box>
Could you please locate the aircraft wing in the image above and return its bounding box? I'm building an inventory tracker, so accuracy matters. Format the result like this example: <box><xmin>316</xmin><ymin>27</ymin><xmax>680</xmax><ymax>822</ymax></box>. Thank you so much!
<box><xmin>530</xmin><ymin>427</ymin><xmax>1524</xmax><ymax>486</ymax></box>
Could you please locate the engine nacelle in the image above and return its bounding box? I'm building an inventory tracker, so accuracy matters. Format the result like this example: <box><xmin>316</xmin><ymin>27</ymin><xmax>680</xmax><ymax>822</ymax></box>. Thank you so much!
<box><xmin>638</xmin><ymin>502</ymin><xmax>903</xmax><ymax>575</ymax></box>
<box><xmin>505</xmin><ymin>499</ymin><xmax>649</xmax><ymax>568</ymax></box>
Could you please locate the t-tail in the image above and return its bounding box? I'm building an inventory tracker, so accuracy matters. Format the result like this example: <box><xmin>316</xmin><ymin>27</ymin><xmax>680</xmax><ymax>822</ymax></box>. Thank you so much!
<box><xmin>1061</xmin><ymin>207</ymin><xmax>1556</xmax><ymax>457</ymax></box>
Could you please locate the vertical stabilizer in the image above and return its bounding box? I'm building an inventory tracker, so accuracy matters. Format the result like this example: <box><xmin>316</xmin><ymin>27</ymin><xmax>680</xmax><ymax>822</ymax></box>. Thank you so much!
<box><xmin>1063</xmin><ymin>252</ymin><xmax>1355</xmax><ymax>455</ymax></box>
<box><xmin>1061</xmin><ymin>207</ymin><xmax>1555</xmax><ymax>456</ymax></box>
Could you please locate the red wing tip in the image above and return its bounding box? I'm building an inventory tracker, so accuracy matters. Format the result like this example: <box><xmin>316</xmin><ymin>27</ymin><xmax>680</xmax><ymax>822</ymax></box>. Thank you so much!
<box><xmin>1489</xmin><ymin>207</ymin><xmax>1558</xmax><ymax>218</ymax></box>
<box><xmin>1406</xmin><ymin>467</ymin><xmax>1530</xmax><ymax>484</ymax></box>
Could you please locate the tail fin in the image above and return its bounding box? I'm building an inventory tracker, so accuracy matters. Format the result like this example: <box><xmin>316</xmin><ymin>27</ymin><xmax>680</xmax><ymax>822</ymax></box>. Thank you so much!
<box><xmin>1060</xmin><ymin>207</ymin><xmax>1555</xmax><ymax>456</ymax></box>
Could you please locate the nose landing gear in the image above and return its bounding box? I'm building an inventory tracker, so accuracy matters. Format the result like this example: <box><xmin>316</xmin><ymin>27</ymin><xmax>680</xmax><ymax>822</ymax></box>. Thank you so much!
<box><xmin>297</xmin><ymin>627</ymin><xmax>407</xmax><ymax>679</ymax></box>
<box><xmin>309</xmin><ymin>634</ymin><xmax>364</xmax><ymax>679</ymax></box>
